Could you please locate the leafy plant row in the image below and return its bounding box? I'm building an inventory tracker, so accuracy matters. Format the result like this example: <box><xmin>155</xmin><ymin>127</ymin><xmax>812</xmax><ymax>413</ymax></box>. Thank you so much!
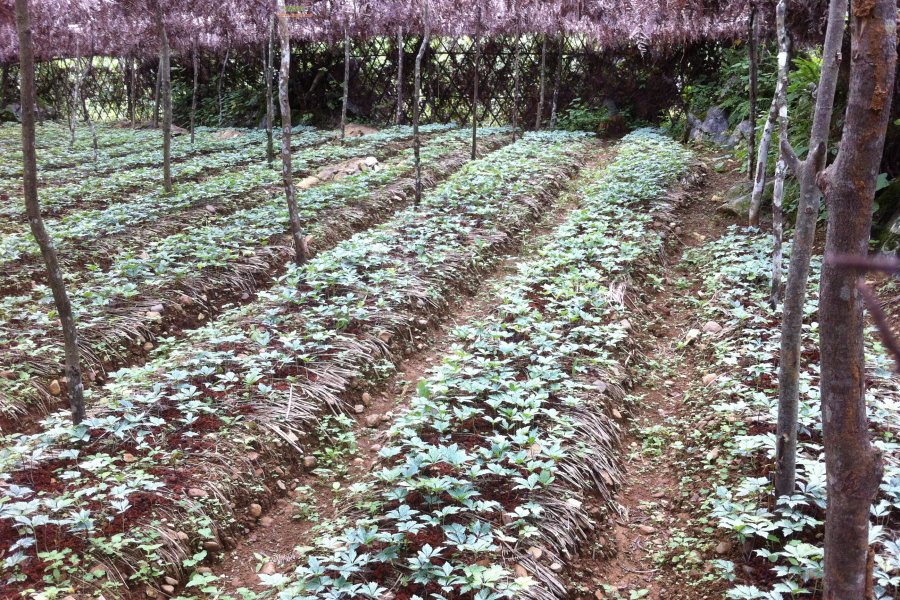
<box><xmin>0</xmin><ymin>125</ymin><xmax>452</xmax><ymax>258</ymax></box>
<box><xmin>257</xmin><ymin>131</ymin><xmax>694</xmax><ymax>600</ymax></box>
<box><xmin>0</xmin><ymin>128</ymin><xmax>333</xmax><ymax>225</ymax></box>
<box><xmin>681</xmin><ymin>230</ymin><xmax>900</xmax><ymax>599</ymax></box>
<box><xmin>0</xmin><ymin>131</ymin><xmax>588</xmax><ymax>598</ymax></box>
<box><xmin>0</xmin><ymin>126</ymin><xmax>505</xmax><ymax>425</ymax></box>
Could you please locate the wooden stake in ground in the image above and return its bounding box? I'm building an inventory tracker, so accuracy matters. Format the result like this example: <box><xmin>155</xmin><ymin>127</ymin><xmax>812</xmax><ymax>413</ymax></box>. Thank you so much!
<box><xmin>535</xmin><ymin>35</ymin><xmax>546</xmax><ymax>130</ymax></box>
<box><xmin>774</xmin><ymin>0</ymin><xmax>848</xmax><ymax>499</ymax></box>
<box><xmin>266</xmin><ymin>14</ymin><xmax>276</xmax><ymax>166</ymax></box>
<box><xmin>81</xmin><ymin>56</ymin><xmax>98</xmax><ymax>162</ymax></box>
<box><xmin>511</xmin><ymin>16</ymin><xmax>520</xmax><ymax>142</ymax></box>
<box><xmin>769</xmin><ymin>0</ymin><xmax>790</xmax><ymax>309</ymax></box>
<box><xmin>15</xmin><ymin>0</ymin><xmax>86</xmax><ymax>425</ymax></box>
<box><xmin>748</xmin><ymin>5</ymin><xmax>758</xmax><ymax>181</ymax></box>
<box><xmin>155</xmin><ymin>5</ymin><xmax>172</xmax><ymax>194</ymax></box>
<box><xmin>129</xmin><ymin>56</ymin><xmax>136</xmax><ymax>129</ymax></box>
<box><xmin>153</xmin><ymin>55</ymin><xmax>161</xmax><ymax>128</ymax></box>
<box><xmin>413</xmin><ymin>1</ymin><xmax>430</xmax><ymax>207</ymax></box>
<box><xmin>818</xmin><ymin>1</ymin><xmax>896</xmax><ymax>595</ymax></box>
<box><xmin>191</xmin><ymin>40</ymin><xmax>198</xmax><ymax>145</ymax></box>
<box><xmin>218</xmin><ymin>49</ymin><xmax>228</xmax><ymax>127</ymax></box>
<box><xmin>69</xmin><ymin>38</ymin><xmax>82</xmax><ymax>146</ymax></box>
<box><xmin>341</xmin><ymin>25</ymin><xmax>350</xmax><ymax>142</ymax></box>
<box><xmin>396</xmin><ymin>26</ymin><xmax>404</xmax><ymax>125</ymax></box>
<box><xmin>550</xmin><ymin>35</ymin><xmax>562</xmax><ymax>129</ymax></box>
<box><xmin>748</xmin><ymin>98</ymin><xmax>777</xmax><ymax>227</ymax></box>
<box><xmin>471</xmin><ymin>5</ymin><xmax>481</xmax><ymax>160</ymax></box>
<box><xmin>276</xmin><ymin>2</ymin><xmax>308</xmax><ymax>266</ymax></box>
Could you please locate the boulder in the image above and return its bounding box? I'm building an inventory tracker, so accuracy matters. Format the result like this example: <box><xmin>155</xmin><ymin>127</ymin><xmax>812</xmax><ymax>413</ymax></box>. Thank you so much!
<box><xmin>170</xmin><ymin>125</ymin><xmax>190</xmax><ymax>136</ymax></box>
<box><xmin>341</xmin><ymin>123</ymin><xmax>380</xmax><ymax>137</ymax></box>
<box><xmin>716</xmin><ymin>182</ymin><xmax>754</xmax><ymax>220</ymax></box>
<box><xmin>728</xmin><ymin>120</ymin><xmax>753</xmax><ymax>148</ymax></box>
<box><xmin>212</xmin><ymin>128</ymin><xmax>243</xmax><ymax>140</ymax></box>
<box><xmin>689</xmin><ymin>106</ymin><xmax>732</xmax><ymax>147</ymax></box>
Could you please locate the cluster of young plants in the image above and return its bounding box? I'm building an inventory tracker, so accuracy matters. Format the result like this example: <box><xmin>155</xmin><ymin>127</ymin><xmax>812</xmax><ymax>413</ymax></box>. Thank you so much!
<box><xmin>0</xmin><ymin>127</ymin><xmax>330</xmax><ymax>224</ymax></box>
<box><xmin>681</xmin><ymin>229</ymin><xmax>900</xmax><ymax>599</ymax></box>
<box><xmin>0</xmin><ymin>130</ymin><xmax>587</xmax><ymax>597</ymax></box>
<box><xmin>0</xmin><ymin>125</ymin><xmax>502</xmax><ymax>421</ymax></box>
<box><xmin>256</xmin><ymin>131</ymin><xmax>693</xmax><ymax>600</ymax></box>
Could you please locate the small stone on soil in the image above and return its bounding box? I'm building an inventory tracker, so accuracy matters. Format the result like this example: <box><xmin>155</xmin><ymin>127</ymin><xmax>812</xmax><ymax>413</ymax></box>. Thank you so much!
<box><xmin>260</xmin><ymin>562</ymin><xmax>277</xmax><ymax>575</ymax></box>
<box><xmin>362</xmin><ymin>392</ymin><xmax>372</xmax><ymax>406</ymax></box>
<box><xmin>353</xmin><ymin>404</ymin><xmax>365</xmax><ymax>414</ymax></box>
<box><xmin>48</xmin><ymin>379</ymin><xmax>61</xmax><ymax>396</ymax></box>
<box><xmin>716</xmin><ymin>541</ymin><xmax>732</xmax><ymax>554</ymax></box>
<box><xmin>260</xmin><ymin>516</ymin><xmax>274</xmax><ymax>527</ymax></box>
<box><xmin>527</xmin><ymin>546</ymin><xmax>543</xmax><ymax>560</ymax></box>
<box><xmin>365</xmin><ymin>414</ymin><xmax>380</xmax><ymax>428</ymax></box>
<box><xmin>638</xmin><ymin>524</ymin><xmax>655</xmax><ymax>534</ymax></box>
<box><xmin>249</xmin><ymin>503</ymin><xmax>262</xmax><ymax>518</ymax></box>
<box><xmin>549</xmin><ymin>562</ymin><xmax>563</xmax><ymax>573</ymax></box>
<box><xmin>187</xmin><ymin>488</ymin><xmax>207</xmax><ymax>497</ymax></box>
<box><xmin>701</xmin><ymin>373</ymin><xmax>717</xmax><ymax>385</ymax></box>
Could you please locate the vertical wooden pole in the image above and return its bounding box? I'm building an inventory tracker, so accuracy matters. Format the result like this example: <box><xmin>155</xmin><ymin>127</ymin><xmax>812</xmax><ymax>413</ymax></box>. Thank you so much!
<box><xmin>550</xmin><ymin>35</ymin><xmax>562</xmax><ymax>129</ymax></box>
<box><xmin>512</xmin><ymin>15</ymin><xmax>520</xmax><ymax>142</ymax></box>
<box><xmin>471</xmin><ymin>6</ymin><xmax>481</xmax><ymax>160</ymax></box>
<box><xmin>153</xmin><ymin>55</ymin><xmax>161</xmax><ymax>128</ymax></box>
<box><xmin>769</xmin><ymin>0</ymin><xmax>791</xmax><ymax>310</ymax></box>
<box><xmin>535</xmin><ymin>35</ymin><xmax>546</xmax><ymax>131</ymax></box>
<box><xmin>748</xmin><ymin>5</ymin><xmax>758</xmax><ymax>181</ymax></box>
<box><xmin>191</xmin><ymin>40</ymin><xmax>198</xmax><ymax>144</ymax></box>
<box><xmin>15</xmin><ymin>0</ymin><xmax>86</xmax><ymax>425</ymax></box>
<box><xmin>277</xmin><ymin>1</ymin><xmax>308</xmax><ymax>266</ymax></box>
<box><xmin>156</xmin><ymin>5</ymin><xmax>172</xmax><ymax>194</ymax></box>
<box><xmin>266</xmin><ymin>14</ymin><xmax>276</xmax><ymax>165</ymax></box>
<box><xmin>130</xmin><ymin>56</ymin><xmax>136</xmax><ymax>129</ymax></box>
<box><xmin>396</xmin><ymin>26</ymin><xmax>404</xmax><ymax>126</ymax></box>
<box><xmin>218</xmin><ymin>49</ymin><xmax>229</xmax><ymax>127</ymax></box>
<box><xmin>413</xmin><ymin>1</ymin><xmax>430</xmax><ymax>207</ymax></box>
<box><xmin>341</xmin><ymin>25</ymin><xmax>350</xmax><ymax>141</ymax></box>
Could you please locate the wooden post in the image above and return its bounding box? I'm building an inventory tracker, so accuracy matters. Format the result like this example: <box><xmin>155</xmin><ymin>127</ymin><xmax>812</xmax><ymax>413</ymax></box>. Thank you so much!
<box><xmin>341</xmin><ymin>25</ymin><xmax>350</xmax><ymax>141</ymax></box>
<box><xmin>156</xmin><ymin>6</ymin><xmax>172</xmax><ymax>194</ymax></box>
<box><xmin>769</xmin><ymin>0</ymin><xmax>791</xmax><ymax>310</ymax></box>
<box><xmin>129</xmin><ymin>56</ymin><xmax>136</xmax><ymax>129</ymax></box>
<box><xmin>775</xmin><ymin>0</ymin><xmax>849</xmax><ymax>500</ymax></box>
<box><xmin>512</xmin><ymin>16</ymin><xmax>520</xmax><ymax>142</ymax></box>
<box><xmin>277</xmin><ymin>1</ymin><xmax>308</xmax><ymax>266</ymax></box>
<box><xmin>550</xmin><ymin>35</ymin><xmax>562</xmax><ymax>129</ymax></box>
<box><xmin>266</xmin><ymin>14</ymin><xmax>275</xmax><ymax>165</ymax></box>
<box><xmin>819</xmin><ymin>0</ymin><xmax>896</xmax><ymax>595</ymax></box>
<box><xmin>191</xmin><ymin>40</ymin><xmax>198</xmax><ymax>144</ymax></box>
<box><xmin>82</xmin><ymin>56</ymin><xmax>98</xmax><ymax>161</ymax></box>
<box><xmin>218</xmin><ymin>49</ymin><xmax>229</xmax><ymax>127</ymax></box>
<box><xmin>395</xmin><ymin>26</ymin><xmax>404</xmax><ymax>126</ymax></box>
<box><xmin>15</xmin><ymin>0</ymin><xmax>86</xmax><ymax>425</ymax></box>
<box><xmin>413</xmin><ymin>1</ymin><xmax>430</xmax><ymax>207</ymax></box>
<box><xmin>69</xmin><ymin>38</ymin><xmax>81</xmax><ymax>146</ymax></box>
<box><xmin>152</xmin><ymin>55</ymin><xmax>161</xmax><ymax>128</ymax></box>
<box><xmin>748</xmin><ymin>5</ymin><xmax>758</xmax><ymax>181</ymax></box>
<box><xmin>535</xmin><ymin>35</ymin><xmax>546</xmax><ymax>130</ymax></box>
<box><xmin>471</xmin><ymin>5</ymin><xmax>481</xmax><ymax>160</ymax></box>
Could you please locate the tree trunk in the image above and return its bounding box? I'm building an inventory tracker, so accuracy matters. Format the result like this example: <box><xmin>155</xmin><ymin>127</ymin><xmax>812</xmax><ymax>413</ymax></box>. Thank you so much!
<box><xmin>15</xmin><ymin>0</ymin><xmax>86</xmax><ymax>425</ymax></box>
<box><xmin>341</xmin><ymin>25</ymin><xmax>350</xmax><ymax>142</ymax></box>
<box><xmin>277</xmin><ymin>3</ymin><xmax>308</xmax><ymax>267</ymax></box>
<box><xmin>535</xmin><ymin>35</ymin><xmax>546</xmax><ymax>131</ymax></box>
<box><xmin>819</xmin><ymin>1</ymin><xmax>896</xmax><ymax>596</ymax></box>
<box><xmin>153</xmin><ymin>56</ymin><xmax>161</xmax><ymax>128</ymax></box>
<box><xmin>266</xmin><ymin>15</ymin><xmax>275</xmax><ymax>166</ymax></box>
<box><xmin>413</xmin><ymin>3</ymin><xmax>430</xmax><ymax>207</ymax></box>
<box><xmin>191</xmin><ymin>41</ymin><xmax>198</xmax><ymax>145</ymax></box>
<box><xmin>82</xmin><ymin>57</ymin><xmax>98</xmax><ymax>162</ymax></box>
<box><xmin>0</xmin><ymin>65</ymin><xmax>7</xmax><ymax>107</ymax></box>
<box><xmin>770</xmin><ymin>0</ymin><xmax>791</xmax><ymax>310</ymax></box>
<box><xmin>471</xmin><ymin>6</ymin><xmax>481</xmax><ymax>160</ymax></box>
<box><xmin>218</xmin><ymin>49</ymin><xmax>228</xmax><ymax>127</ymax></box>
<box><xmin>550</xmin><ymin>35</ymin><xmax>562</xmax><ymax>129</ymax></box>
<box><xmin>748</xmin><ymin>98</ymin><xmax>777</xmax><ymax>227</ymax></box>
<box><xmin>156</xmin><ymin>6</ymin><xmax>172</xmax><ymax>194</ymax></box>
<box><xmin>748</xmin><ymin>5</ymin><xmax>758</xmax><ymax>181</ymax></box>
<box><xmin>774</xmin><ymin>0</ymin><xmax>849</xmax><ymax>499</ymax></box>
<box><xmin>129</xmin><ymin>56</ymin><xmax>136</xmax><ymax>129</ymax></box>
<box><xmin>511</xmin><ymin>22</ymin><xmax>520</xmax><ymax>142</ymax></box>
<box><xmin>69</xmin><ymin>39</ymin><xmax>82</xmax><ymax>147</ymax></box>
<box><xmin>396</xmin><ymin>26</ymin><xmax>404</xmax><ymax>126</ymax></box>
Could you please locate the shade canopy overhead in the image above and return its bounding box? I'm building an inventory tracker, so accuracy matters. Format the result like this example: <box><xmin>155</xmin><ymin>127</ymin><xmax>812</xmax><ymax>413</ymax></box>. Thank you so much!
<box><xmin>0</xmin><ymin>0</ymin><xmax>829</xmax><ymax>64</ymax></box>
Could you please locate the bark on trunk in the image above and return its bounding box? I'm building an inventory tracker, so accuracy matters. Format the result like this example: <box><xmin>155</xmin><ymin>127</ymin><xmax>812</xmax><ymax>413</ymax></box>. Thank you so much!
<box><xmin>535</xmin><ymin>35</ymin><xmax>546</xmax><ymax>131</ymax></box>
<box><xmin>276</xmin><ymin>4</ymin><xmax>308</xmax><ymax>267</ymax></box>
<box><xmin>413</xmin><ymin>3</ymin><xmax>430</xmax><ymax>207</ymax></box>
<box><xmin>340</xmin><ymin>25</ymin><xmax>350</xmax><ymax>142</ymax></box>
<box><xmin>471</xmin><ymin>6</ymin><xmax>481</xmax><ymax>160</ymax></box>
<box><xmin>218</xmin><ymin>49</ymin><xmax>228</xmax><ymax>127</ymax></box>
<box><xmin>69</xmin><ymin>39</ymin><xmax>82</xmax><ymax>146</ymax></box>
<box><xmin>550</xmin><ymin>35</ymin><xmax>562</xmax><ymax>129</ymax></box>
<box><xmin>775</xmin><ymin>0</ymin><xmax>849</xmax><ymax>499</ymax></box>
<box><xmin>129</xmin><ymin>56</ymin><xmax>136</xmax><ymax>129</ymax></box>
<box><xmin>82</xmin><ymin>57</ymin><xmax>97</xmax><ymax>162</ymax></box>
<box><xmin>156</xmin><ymin>6</ymin><xmax>172</xmax><ymax>194</ymax></box>
<box><xmin>396</xmin><ymin>26</ymin><xmax>404</xmax><ymax>126</ymax></box>
<box><xmin>0</xmin><ymin>65</ymin><xmax>7</xmax><ymax>107</ymax></box>
<box><xmin>15</xmin><ymin>0</ymin><xmax>86</xmax><ymax>425</ymax></box>
<box><xmin>191</xmin><ymin>41</ymin><xmax>198</xmax><ymax>145</ymax></box>
<box><xmin>770</xmin><ymin>0</ymin><xmax>791</xmax><ymax>310</ymax></box>
<box><xmin>748</xmin><ymin>5</ymin><xmax>758</xmax><ymax>181</ymax></box>
<box><xmin>266</xmin><ymin>15</ymin><xmax>276</xmax><ymax>166</ymax></box>
<box><xmin>819</xmin><ymin>1</ymin><xmax>896</xmax><ymax>596</ymax></box>
<box><xmin>512</xmin><ymin>22</ymin><xmax>520</xmax><ymax>142</ymax></box>
<box><xmin>153</xmin><ymin>57</ymin><xmax>161</xmax><ymax>128</ymax></box>
<box><xmin>748</xmin><ymin>98</ymin><xmax>777</xmax><ymax>227</ymax></box>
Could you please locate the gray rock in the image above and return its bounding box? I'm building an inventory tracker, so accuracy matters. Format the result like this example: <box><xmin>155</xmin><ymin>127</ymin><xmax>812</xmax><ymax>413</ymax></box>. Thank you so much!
<box><xmin>689</xmin><ymin>106</ymin><xmax>733</xmax><ymax>147</ymax></box>
<box><xmin>716</xmin><ymin>182</ymin><xmax>754</xmax><ymax>220</ymax></box>
<box><xmin>728</xmin><ymin>120</ymin><xmax>752</xmax><ymax>148</ymax></box>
